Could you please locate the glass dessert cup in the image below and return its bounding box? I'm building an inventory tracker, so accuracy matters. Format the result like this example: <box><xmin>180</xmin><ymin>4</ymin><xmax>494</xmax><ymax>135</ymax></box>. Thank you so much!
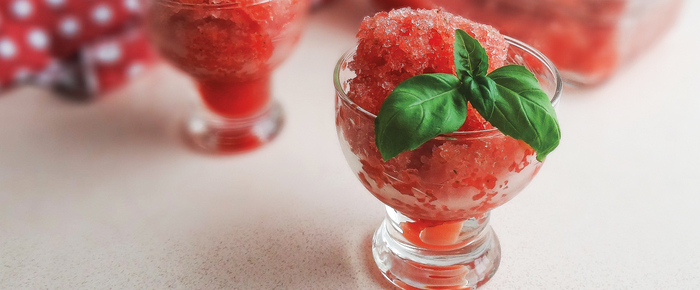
<box><xmin>334</xmin><ymin>37</ymin><xmax>562</xmax><ymax>289</ymax></box>
<box><xmin>371</xmin><ymin>0</ymin><xmax>682</xmax><ymax>87</ymax></box>
<box><xmin>148</xmin><ymin>0</ymin><xmax>308</xmax><ymax>153</ymax></box>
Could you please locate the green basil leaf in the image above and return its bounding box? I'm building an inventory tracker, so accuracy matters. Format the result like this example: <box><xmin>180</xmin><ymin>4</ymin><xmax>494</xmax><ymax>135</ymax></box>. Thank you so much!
<box><xmin>454</xmin><ymin>29</ymin><xmax>489</xmax><ymax>80</ymax></box>
<box><xmin>461</xmin><ymin>75</ymin><xmax>498</xmax><ymax>118</ymax></box>
<box><xmin>477</xmin><ymin>65</ymin><xmax>561</xmax><ymax>161</ymax></box>
<box><xmin>375</xmin><ymin>73</ymin><xmax>466</xmax><ymax>161</ymax></box>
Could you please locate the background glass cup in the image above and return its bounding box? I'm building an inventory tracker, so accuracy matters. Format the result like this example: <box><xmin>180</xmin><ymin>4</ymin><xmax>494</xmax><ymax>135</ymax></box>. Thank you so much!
<box><xmin>334</xmin><ymin>37</ymin><xmax>562</xmax><ymax>289</ymax></box>
<box><xmin>148</xmin><ymin>0</ymin><xmax>308</xmax><ymax>153</ymax></box>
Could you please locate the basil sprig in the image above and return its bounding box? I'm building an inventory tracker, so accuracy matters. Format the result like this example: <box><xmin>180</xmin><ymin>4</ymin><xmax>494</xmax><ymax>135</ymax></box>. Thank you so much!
<box><xmin>374</xmin><ymin>29</ymin><xmax>560</xmax><ymax>162</ymax></box>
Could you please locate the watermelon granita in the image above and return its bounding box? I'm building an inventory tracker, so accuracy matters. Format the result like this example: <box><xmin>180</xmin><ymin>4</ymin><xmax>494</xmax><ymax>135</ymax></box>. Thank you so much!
<box><xmin>372</xmin><ymin>0</ymin><xmax>682</xmax><ymax>86</ymax></box>
<box><xmin>337</xmin><ymin>8</ymin><xmax>543</xmax><ymax>223</ymax></box>
<box><xmin>148</xmin><ymin>0</ymin><xmax>308</xmax><ymax>118</ymax></box>
<box><xmin>148</xmin><ymin>0</ymin><xmax>307</xmax><ymax>153</ymax></box>
<box><xmin>334</xmin><ymin>8</ymin><xmax>562</xmax><ymax>289</ymax></box>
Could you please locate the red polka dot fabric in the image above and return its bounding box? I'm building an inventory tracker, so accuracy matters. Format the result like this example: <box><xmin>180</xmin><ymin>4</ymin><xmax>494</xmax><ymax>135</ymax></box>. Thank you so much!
<box><xmin>0</xmin><ymin>0</ymin><xmax>156</xmax><ymax>96</ymax></box>
<box><xmin>0</xmin><ymin>18</ymin><xmax>53</xmax><ymax>88</ymax></box>
<box><xmin>83</xmin><ymin>27</ymin><xmax>156</xmax><ymax>95</ymax></box>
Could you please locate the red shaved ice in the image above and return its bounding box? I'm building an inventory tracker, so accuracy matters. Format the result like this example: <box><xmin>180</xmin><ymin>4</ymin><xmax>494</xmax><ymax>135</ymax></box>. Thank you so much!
<box><xmin>348</xmin><ymin>8</ymin><xmax>508</xmax><ymax>131</ymax></box>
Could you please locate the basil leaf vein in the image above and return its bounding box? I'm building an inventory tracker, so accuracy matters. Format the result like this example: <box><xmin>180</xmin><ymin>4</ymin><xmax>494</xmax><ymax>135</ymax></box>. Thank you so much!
<box><xmin>454</xmin><ymin>29</ymin><xmax>489</xmax><ymax>79</ymax></box>
<box><xmin>374</xmin><ymin>73</ymin><xmax>466</xmax><ymax>161</ymax></box>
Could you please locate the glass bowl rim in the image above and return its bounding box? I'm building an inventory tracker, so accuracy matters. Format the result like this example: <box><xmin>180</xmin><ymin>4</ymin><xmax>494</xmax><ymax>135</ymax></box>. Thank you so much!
<box><xmin>151</xmin><ymin>0</ymin><xmax>274</xmax><ymax>8</ymax></box>
<box><xmin>333</xmin><ymin>36</ymin><xmax>563</xmax><ymax>136</ymax></box>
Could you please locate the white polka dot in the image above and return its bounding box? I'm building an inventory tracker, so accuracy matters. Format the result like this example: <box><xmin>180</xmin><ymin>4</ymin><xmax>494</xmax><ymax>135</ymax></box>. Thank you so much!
<box><xmin>123</xmin><ymin>0</ymin><xmax>140</xmax><ymax>12</ymax></box>
<box><xmin>59</xmin><ymin>16</ymin><xmax>80</xmax><ymax>38</ymax></box>
<box><xmin>0</xmin><ymin>39</ymin><xmax>18</xmax><ymax>59</ymax></box>
<box><xmin>91</xmin><ymin>5</ymin><xmax>113</xmax><ymax>25</ymax></box>
<box><xmin>27</xmin><ymin>29</ymin><xmax>49</xmax><ymax>50</ymax></box>
<box><xmin>96</xmin><ymin>43</ymin><xmax>122</xmax><ymax>64</ymax></box>
<box><xmin>44</xmin><ymin>0</ymin><xmax>65</xmax><ymax>8</ymax></box>
<box><xmin>11</xmin><ymin>0</ymin><xmax>33</xmax><ymax>19</ymax></box>
<box><xmin>127</xmin><ymin>62</ymin><xmax>145</xmax><ymax>78</ymax></box>
<box><xmin>14</xmin><ymin>67</ymin><xmax>32</xmax><ymax>83</ymax></box>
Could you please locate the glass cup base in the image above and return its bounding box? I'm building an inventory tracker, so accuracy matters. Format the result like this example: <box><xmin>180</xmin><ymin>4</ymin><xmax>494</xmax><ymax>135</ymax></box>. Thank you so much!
<box><xmin>182</xmin><ymin>101</ymin><xmax>284</xmax><ymax>154</ymax></box>
<box><xmin>372</xmin><ymin>207</ymin><xmax>501</xmax><ymax>290</ymax></box>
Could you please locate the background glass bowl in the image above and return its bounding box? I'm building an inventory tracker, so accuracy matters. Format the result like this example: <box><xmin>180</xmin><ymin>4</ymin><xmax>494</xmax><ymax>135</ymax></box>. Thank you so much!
<box><xmin>371</xmin><ymin>0</ymin><xmax>683</xmax><ymax>87</ymax></box>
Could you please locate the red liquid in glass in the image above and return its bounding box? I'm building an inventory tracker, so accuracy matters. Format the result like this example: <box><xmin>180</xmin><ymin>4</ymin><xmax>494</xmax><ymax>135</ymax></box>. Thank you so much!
<box><xmin>198</xmin><ymin>77</ymin><xmax>271</xmax><ymax>118</ymax></box>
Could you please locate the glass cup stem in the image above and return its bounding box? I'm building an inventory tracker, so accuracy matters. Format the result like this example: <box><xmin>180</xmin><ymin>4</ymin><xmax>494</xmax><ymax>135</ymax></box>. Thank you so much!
<box><xmin>183</xmin><ymin>76</ymin><xmax>283</xmax><ymax>153</ymax></box>
<box><xmin>373</xmin><ymin>206</ymin><xmax>501</xmax><ymax>289</ymax></box>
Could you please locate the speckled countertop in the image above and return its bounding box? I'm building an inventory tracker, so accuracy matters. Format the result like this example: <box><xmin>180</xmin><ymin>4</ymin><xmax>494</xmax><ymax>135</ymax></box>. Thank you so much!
<box><xmin>1</xmin><ymin>1</ymin><xmax>699</xmax><ymax>289</ymax></box>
